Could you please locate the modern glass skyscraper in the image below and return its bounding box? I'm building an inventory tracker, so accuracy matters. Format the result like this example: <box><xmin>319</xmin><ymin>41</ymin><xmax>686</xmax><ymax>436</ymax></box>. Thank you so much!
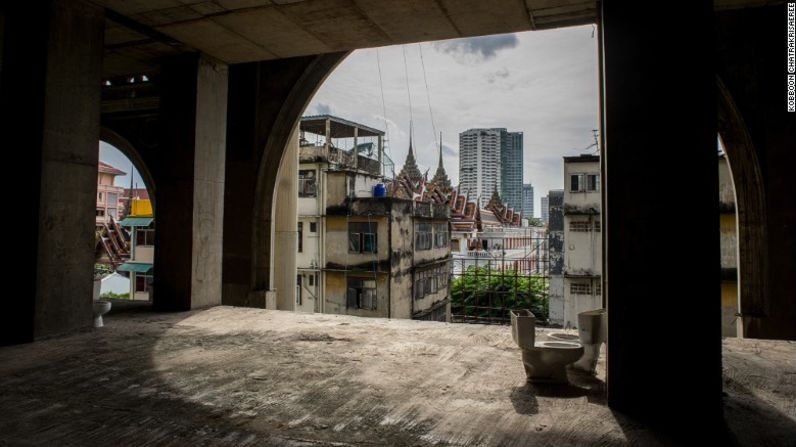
<box><xmin>459</xmin><ymin>128</ymin><xmax>523</xmax><ymax>208</ymax></box>
<box><xmin>541</xmin><ymin>195</ymin><xmax>550</xmax><ymax>223</ymax></box>
<box><xmin>522</xmin><ymin>183</ymin><xmax>534</xmax><ymax>218</ymax></box>
<box><xmin>500</xmin><ymin>131</ymin><xmax>523</xmax><ymax>211</ymax></box>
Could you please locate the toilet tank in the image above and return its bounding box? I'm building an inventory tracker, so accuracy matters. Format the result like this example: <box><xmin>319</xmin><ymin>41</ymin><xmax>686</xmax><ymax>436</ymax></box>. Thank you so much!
<box><xmin>511</xmin><ymin>309</ymin><xmax>536</xmax><ymax>349</ymax></box>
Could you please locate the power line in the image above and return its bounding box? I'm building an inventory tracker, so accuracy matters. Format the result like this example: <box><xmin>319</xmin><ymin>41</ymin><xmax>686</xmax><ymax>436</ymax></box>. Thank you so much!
<box><xmin>401</xmin><ymin>45</ymin><xmax>414</xmax><ymax>142</ymax></box>
<box><xmin>375</xmin><ymin>49</ymin><xmax>391</xmax><ymax>158</ymax></box>
<box><xmin>418</xmin><ymin>43</ymin><xmax>438</xmax><ymax>149</ymax></box>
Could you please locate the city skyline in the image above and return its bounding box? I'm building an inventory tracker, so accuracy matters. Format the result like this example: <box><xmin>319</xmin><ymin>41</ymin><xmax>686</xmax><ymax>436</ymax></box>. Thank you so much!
<box><xmin>305</xmin><ymin>26</ymin><xmax>599</xmax><ymax>218</ymax></box>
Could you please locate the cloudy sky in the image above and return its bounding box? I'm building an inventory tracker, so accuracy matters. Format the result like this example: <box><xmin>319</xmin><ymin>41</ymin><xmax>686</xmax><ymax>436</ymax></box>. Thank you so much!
<box><xmin>306</xmin><ymin>25</ymin><xmax>599</xmax><ymax>217</ymax></box>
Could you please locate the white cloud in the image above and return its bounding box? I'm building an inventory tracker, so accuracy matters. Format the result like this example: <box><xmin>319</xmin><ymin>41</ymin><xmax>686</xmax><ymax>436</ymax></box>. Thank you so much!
<box><xmin>305</xmin><ymin>26</ymin><xmax>598</xmax><ymax>217</ymax></box>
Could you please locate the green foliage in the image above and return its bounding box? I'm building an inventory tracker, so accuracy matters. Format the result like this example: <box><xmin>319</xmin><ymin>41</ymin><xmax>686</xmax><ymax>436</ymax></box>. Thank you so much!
<box><xmin>94</xmin><ymin>263</ymin><xmax>113</xmax><ymax>280</ymax></box>
<box><xmin>451</xmin><ymin>266</ymin><xmax>549</xmax><ymax>323</ymax></box>
<box><xmin>526</xmin><ymin>217</ymin><xmax>544</xmax><ymax>227</ymax></box>
<box><xmin>100</xmin><ymin>291</ymin><xmax>130</xmax><ymax>300</ymax></box>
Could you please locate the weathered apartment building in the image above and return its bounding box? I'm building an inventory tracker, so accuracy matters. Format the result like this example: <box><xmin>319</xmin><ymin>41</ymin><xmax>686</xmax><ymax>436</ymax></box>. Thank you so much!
<box><xmin>297</xmin><ymin>115</ymin><xmax>451</xmax><ymax>321</ymax></box>
<box><xmin>549</xmin><ymin>155</ymin><xmax>602</xmax><ymax>328</ymax></box>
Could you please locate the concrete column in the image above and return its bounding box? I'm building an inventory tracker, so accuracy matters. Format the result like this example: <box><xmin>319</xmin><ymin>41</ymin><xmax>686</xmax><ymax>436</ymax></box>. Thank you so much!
<box><xmin>1</xmin><ymin>0</ymin><xmax>104</xmax><ymax>344</ymax></box>
<box><xmin>154</xmin><ymin>54</ymin><xmax>227</xmax><ymax>311</ymax></box>
<box><xmin>601</xmin><ymin>1</ymin><xmax>721</xmax><ymax>435</ymax></box>
<box><xmin>274</xmin><ymin>124</ymin><xmax>299</xmax><ymax>310</ymax></box>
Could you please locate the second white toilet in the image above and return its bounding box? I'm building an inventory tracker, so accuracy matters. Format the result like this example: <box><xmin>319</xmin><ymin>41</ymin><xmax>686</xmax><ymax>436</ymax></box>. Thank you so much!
<box><xmin>511</xmin><ymin>310</ymin><xmax>584</xmax><ymax>383</ymax></box>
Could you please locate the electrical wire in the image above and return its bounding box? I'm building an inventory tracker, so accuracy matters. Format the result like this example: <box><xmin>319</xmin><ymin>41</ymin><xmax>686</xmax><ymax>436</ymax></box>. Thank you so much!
<box><xmin>418</xmin><ymin>43</ymin><xmax>438</xmax><ymax>149</ymax></box>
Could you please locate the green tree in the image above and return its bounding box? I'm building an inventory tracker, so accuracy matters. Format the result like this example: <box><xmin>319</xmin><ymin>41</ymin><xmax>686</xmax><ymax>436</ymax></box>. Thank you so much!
<box><xmin>451</xmin><ymin>266</ymin><xmax>548</xmax><ymax>324</ymax></box>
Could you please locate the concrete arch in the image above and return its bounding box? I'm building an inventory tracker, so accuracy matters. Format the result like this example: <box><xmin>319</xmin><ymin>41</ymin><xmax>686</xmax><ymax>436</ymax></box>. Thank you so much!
<box><xmin>252</xmin><ymin>53</ymin><xmax>350</xmax><ymax>296</ymax></box>
<box><xmin>716</xmin><ymin>76</ymin><xmax>768</xmax><ymax>337</ymax></box>
<box><xmin>100</xmin><ymin>127</ymin><xmax>157</xmax><ymax>212</ymax></box>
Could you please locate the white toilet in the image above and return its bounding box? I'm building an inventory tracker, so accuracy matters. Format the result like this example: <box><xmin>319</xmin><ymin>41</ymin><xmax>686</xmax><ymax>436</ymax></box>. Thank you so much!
<box><xmin>93</xmin><ymin>300</ymin><xmax>112</xmax><ymax>328</ymax></box>
<box><xmin>549</xmin><ymin>308</ymin><xmax>607</xmax><ymax>375</ymax></box>
<box><xmin>511</xmin><ymin>310</ymin><xmax>584</xmax><ymax>383</ymax></box>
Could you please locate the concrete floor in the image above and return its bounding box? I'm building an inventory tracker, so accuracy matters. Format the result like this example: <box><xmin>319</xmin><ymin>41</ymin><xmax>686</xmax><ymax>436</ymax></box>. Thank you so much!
<box><xmin>0</xmin><ymin>306</ymin><xmax>793</xmax><ymax>446</ymax></box>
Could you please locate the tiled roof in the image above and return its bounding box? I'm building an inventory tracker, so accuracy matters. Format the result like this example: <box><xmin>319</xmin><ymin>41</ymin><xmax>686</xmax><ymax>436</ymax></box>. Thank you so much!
<box><xmin>98</xmin><ymin>161</ymin><xmax>126</xmax><ymax>176</ymax></box>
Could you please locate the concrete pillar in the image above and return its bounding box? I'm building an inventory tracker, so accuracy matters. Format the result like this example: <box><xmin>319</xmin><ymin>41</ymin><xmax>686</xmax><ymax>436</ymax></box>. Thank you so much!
<box><xmin>601</xmin><ymin>1</ymin><xmax>721</xmax><ymax>435</ymax></box>
<box><xmin>1</xmin><ymin>0</ymin><xmax>104</xmax><ymax>344</ymax></box>
<box><xmin>274</xmin><ymin>124</ymin><xmax>299</xmax><ymax>310</ymax></box>
<box><xmin>154</xmin><ymin>54</ymin><xmax>227</xmax><ymax>311</ymax></box>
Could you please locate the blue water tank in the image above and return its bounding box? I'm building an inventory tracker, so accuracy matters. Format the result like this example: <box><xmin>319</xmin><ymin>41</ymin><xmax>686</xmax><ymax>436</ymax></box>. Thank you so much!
<box><xmin>373</xmin><ymin>183</ymin><xmax>387</xmax><ymax>198</ymax></box>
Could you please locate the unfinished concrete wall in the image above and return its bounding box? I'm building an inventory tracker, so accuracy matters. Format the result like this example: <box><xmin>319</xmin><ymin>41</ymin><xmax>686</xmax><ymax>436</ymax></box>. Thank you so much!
<box><xmin>2</xmin><ymin>0</ymin><xmax>104</xmax><ymax>343</ymax></box>
<box><xmin>717</xmin><ymin>6</ymin><xmax>796</xmax><ymax>340</ymax></box>
<box><xmin>222</xmin><ymin>53</ymin><xmax>346</xmax><ymax>308</ymax></box>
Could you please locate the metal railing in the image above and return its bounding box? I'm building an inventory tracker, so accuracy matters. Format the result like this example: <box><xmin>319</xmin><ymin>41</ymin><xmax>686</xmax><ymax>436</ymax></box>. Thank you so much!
<box><xmin>451</xmin><ymin>236</ymin><xmax>549</xmax><ymax>325</ymax></box>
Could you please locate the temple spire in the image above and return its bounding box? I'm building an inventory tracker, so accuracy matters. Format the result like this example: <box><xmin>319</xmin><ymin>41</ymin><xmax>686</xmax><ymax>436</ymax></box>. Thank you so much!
<box><xmin>397</xmin><ymin>121</ymin><xmax>423</xmax><ymax>183</ymax></box>
<box><xmin>430</xmin><ymin>131</ymin><xmax>452</xmax><ymax>193</ymax></box>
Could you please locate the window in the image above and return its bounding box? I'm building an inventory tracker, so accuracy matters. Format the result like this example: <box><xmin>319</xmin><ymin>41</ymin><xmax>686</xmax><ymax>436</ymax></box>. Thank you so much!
<box><xmin>594</xmin><ymin>220</ymin><xmax>601</xmax><ymax>232</ymax></box>
<box><xmin>135</xmin><ymin>274</ymin><xmax>153</xmax><ymax>293</ymax></box>
<box><xmin>296</xmin><ymin>275</ymin><xmax>302</xmax><ymax>305</ymax></box>
<box><xmin>96</xmin><ymin>209</ymin><xmax>105</xmax><ymax>217</ymax></box>
<box><xmin>570</xmin><ymin>174</ymin><xmax>581</xmax><ymax>192</ymax></box>
<box><xmin>136</xmin><ymin>229</ymin><xmax>155</xmax><ymax>246</ymax></box>
<box><xmin>308</xmin><ymin>274</ymin><xmax>314</xmax><ymax>286</ymax></box>
<box><xmin>570</xmin><ymin>221</ymin><xmax>591</xmax><ymax>232</ymax></box>
<box><xmin>348</xmin><ymin>222</ymin><xmax>377</xmax><ymax>253</ymax></box>
<box><xmin>299</xmin><ymin>170</ymin><xmax>317</xmax><ymax>197</ymax></box>
<box><xmin>98</xmin><ymin>192</ymin><xmax>103</xmax><ymax>201</ymax></box>
<box><xmin>595</xmin><ymin>282</ymin><xmax>602</xmax><ymax>296</ymax></box>
<box><xmin>107</xmin><ymin>208</ymin><xmax>117</xmax><ymax>220</ymax></box>
<box><xmin>347</xmin><ymin>278</ymin><xmax>377</xmax><ymax>310</ymax></box>
<box><xmin>107</xmin><ymin>192</ymin><xmax>118</xmax><ymax>206</ymax></box>
<box><xmin>587</xmin><ymin>174</ymin><xmax>600</xmax><ymax>192</ymax></box>
<box><xmin>415</xmin><ymin>223</ymin><xmax>432</xmax><ymax>251</ymax></box>
<box><xmin>571</xmin><ymin>283</ymin><xmax>592</xmax><ymax>295</ymax></box>
<box><xmin>297</xmin><ymin>222</ymin><xmax>303</xmax><ymax>253</ymax></box>
<box><xmin>309</xmin><ymin>222</ymin><xmax>317</xmax><ymax>233</ymax></box>
<box><xmin>434</xmin><ymin>223</ymin><xmax>449</xmax><ymax>248</ymax></box>
<box><xmin>414</xmin><ymin>264</ymin><xmax>450</xmax><ymax>300</ymax></box>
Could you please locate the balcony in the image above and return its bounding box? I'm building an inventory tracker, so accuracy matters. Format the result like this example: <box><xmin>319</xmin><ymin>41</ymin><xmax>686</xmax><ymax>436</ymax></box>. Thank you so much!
<box><xmin>0</xmin><ymin>306</ymin><xmax>792</xmax><ymax>445</ymax></box>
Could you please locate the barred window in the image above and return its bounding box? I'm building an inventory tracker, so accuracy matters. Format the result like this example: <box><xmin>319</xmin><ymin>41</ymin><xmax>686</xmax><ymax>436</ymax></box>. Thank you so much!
<box><xmin>570</xmin><ymin>221</ymin><xmax>591</xmax><ymax>232</ymax></box>
<box><xmin>415</xmin><ymin>223</ymin><xmax>432</xmax><ymax>251</ymax></box>
<box><xmin>434</xmin><ymin>223</ymin><xmax>449</xmax><ymax>248</ymax></box>
<box><xmin>570</xmin><ymin>283</ymin><xmax>592</xmax><ymax>295</ymax></box>
<box><xmin>347</xmin><ymin>278</ymin><xmax>377</xmax><ymax>310</ymax></box>
<box><xmin>299</xmin><ymin>170</ymin><xmax>317</xmax><ymax>197</ymax></box>
<box><xmin>415</xmin><ymin>264</ymin><xmax>451</xmax><ymax>300</ymax></box>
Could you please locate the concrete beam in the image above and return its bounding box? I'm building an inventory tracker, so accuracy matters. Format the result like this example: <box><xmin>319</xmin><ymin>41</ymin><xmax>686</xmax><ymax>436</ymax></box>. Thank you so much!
<box><xmin>601</xmin><ymin>0</ymin><xmax>722</xmax><ymax>436</ymax></box>
<box><xmin>1</xmin><ymin>0</ymin><xmax>104</xmax><ymax>344</ymax></box>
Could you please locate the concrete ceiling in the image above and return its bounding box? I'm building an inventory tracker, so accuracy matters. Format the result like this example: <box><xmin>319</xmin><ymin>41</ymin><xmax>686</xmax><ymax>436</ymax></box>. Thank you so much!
<box><xmin>101</xmin><ymin>0</ymin><xmax>779</xmax><ymax>77</ymax></box>
<box><xmin>102</xmin><ymin>0</ymin><xmax>600</xmax><ymax>76</ymax></box>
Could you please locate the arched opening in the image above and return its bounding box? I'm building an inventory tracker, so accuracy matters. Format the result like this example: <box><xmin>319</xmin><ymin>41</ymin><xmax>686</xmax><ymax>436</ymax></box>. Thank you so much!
<box><xmin>716</xmin><ymin>77</ymin><xmax>768</xmax><ymax>339</ymax></box>
<box><xmin>94</xmin><ymin>132</ymin><xmax>157</xmax><ymax>315</ymax></box>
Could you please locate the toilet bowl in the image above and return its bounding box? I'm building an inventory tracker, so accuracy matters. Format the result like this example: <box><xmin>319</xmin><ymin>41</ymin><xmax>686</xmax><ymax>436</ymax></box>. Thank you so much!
<box><xmin>93</xmin><ymin>300</ymin><xmax>111</xmax><ymax>328</ymax></box>
<box><xmin>571</xmin><ymin>308</ymin><xmax>607</xmax><ymax>374</ymax></box>
<box><xmin>521</xmin><ymin>341</ymin><xmax>584</xmax><ymax>383</ymax></box>
<box><xmin>510</xmin><ymin>310</ymin><xmax>584</xmax><ymax>383</ymax></box>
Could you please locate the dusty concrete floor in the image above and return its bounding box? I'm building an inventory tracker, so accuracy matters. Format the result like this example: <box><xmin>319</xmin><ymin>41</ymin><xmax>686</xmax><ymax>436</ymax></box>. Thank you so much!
<box><xmin>0</xmin><ymin>306</ymin><xmax>793</xmax><ymax>446</ymax></box>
